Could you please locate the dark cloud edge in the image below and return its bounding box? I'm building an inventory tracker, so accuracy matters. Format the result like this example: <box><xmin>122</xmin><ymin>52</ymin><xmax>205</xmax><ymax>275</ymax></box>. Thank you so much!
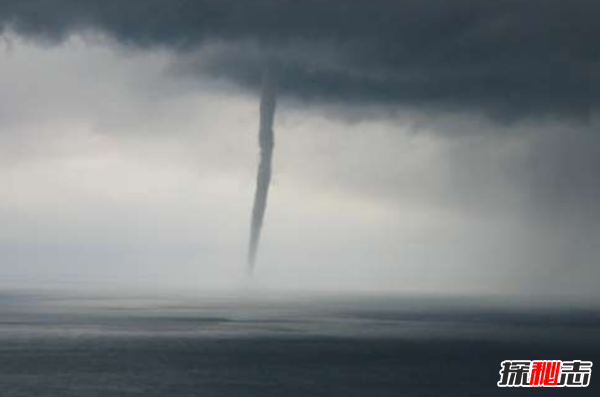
<box><xmin>1</xmin><ymin>0</ymin><xmax>599</xmax><ymax>121</ymax></box>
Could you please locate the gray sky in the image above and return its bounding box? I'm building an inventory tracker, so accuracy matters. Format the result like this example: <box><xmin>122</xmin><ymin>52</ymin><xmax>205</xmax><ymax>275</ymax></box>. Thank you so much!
<box><xmin>0</xmin><ymin>1</ymin><xmax>599</xmax><ymax>300</ymax></box>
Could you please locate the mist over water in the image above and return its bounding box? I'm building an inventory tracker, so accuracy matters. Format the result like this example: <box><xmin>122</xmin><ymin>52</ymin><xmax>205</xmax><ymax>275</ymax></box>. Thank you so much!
<box><xmin>0</xmin><ymin>290</ymin><xmax>599</xmax><ymax>396</ymax></box>
<box><xmin>1</xmin><ymin>289</ymin><xmax>600</xmax><ymax>341</ymax></box>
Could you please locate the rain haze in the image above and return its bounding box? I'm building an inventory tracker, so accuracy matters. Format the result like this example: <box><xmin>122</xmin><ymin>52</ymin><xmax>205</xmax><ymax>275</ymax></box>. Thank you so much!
<box><xmin>0</xmin><ymin>0</ymin><xmax>599</xmax><ymax>299</ymax></box>
<box><xmin>0</xmin><ymin>1</ymin><xmax>599</xmax><ymax>396</ymax></box>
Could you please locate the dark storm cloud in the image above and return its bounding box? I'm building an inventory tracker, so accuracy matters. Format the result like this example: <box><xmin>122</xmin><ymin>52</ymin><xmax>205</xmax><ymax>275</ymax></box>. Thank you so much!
<box><xmin>1</xmin><ymin>0</ymin><xmax>599</xmax><ymax>119</ymax></box>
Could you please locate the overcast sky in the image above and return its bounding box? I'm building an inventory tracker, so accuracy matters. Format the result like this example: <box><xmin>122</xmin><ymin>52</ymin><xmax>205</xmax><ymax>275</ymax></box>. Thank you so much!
<box><xmin>0</xmin><ymin>1</ymin><xmax>599</xmax><ymax>300</ymax></box>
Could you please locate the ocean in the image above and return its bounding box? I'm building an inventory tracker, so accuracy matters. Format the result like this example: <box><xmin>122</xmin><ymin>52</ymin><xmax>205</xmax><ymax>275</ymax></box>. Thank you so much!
<box><xmin>0</xmin><ymin>290</ymin><xmax>598</xmax><ymax>396</ymax></box>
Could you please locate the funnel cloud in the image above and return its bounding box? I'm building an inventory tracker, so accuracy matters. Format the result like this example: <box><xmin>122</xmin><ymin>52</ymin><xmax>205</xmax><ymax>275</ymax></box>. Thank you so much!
<box><xmin>248</xmin><ymin>66</ymin><xmax>277</xmax><ymax>273</ymax></box>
